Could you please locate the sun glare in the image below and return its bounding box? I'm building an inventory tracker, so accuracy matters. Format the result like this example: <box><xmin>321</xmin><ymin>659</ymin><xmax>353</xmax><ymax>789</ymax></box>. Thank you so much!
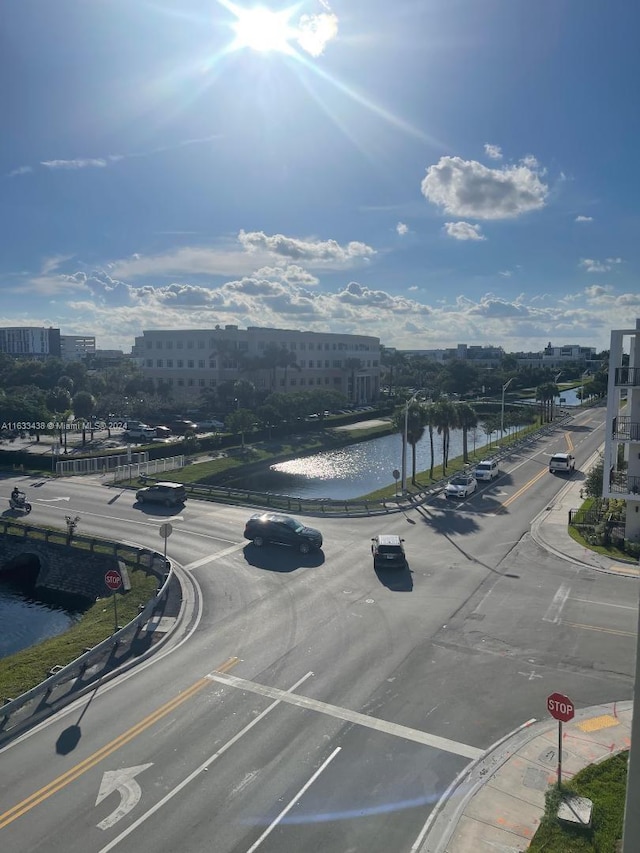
<box><xmin>229</xmin><ymin>4</ymin><xmax>297</xmax><ymax>53</ymax></box>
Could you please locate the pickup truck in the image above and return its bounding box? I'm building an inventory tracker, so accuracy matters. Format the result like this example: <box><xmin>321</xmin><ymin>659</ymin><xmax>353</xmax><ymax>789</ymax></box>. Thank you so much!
<box><xmin>549</xmin><ymin>452</ymin><xmax>576</xmax><ymax>473</ymax></box>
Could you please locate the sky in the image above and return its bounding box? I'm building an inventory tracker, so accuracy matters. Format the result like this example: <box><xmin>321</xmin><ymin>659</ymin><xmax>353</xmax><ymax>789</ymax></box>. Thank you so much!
<box><xmin>1</xmin><ymin>0</ymin><xmax>638</xmax><ymax>354</ymax></box>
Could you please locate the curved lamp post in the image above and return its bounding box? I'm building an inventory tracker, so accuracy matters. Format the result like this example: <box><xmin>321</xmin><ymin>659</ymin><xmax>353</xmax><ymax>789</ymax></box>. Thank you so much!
<box><xmin>500</xmin><ymin>378</ymin><xmax>514</xmax><ymax>438</ymax></box>
<box><xmin>581</xmin><ymin>370</ymin><xmax>590</xmax><ymax>407</ymax></box>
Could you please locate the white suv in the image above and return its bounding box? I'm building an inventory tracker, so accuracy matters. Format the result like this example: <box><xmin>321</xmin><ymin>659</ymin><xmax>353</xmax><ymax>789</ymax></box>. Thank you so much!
<box><xmin>475</xmin><ymin>459</ymin><xmax>499</xmax><ymax>481</ymax></box>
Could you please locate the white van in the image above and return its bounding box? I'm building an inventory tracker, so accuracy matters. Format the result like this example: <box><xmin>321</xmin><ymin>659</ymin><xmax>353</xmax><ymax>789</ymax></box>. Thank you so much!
<box><xmin>549</xmin><ymin>453</ymin><xmax>575</xmax><ymax>474</ymax></box>
<box><xmin>474</xmin><ymin>459</ymin><xmax>499</xmax><ymax>481</ymax></box>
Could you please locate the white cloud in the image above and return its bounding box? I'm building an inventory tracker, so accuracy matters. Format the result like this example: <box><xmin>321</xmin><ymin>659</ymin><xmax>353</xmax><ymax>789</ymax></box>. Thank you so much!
<box><xmin>580</xmin><ymin>258</ymin><xmax>622</xmax><ymax>273</ymax></box>
<box><xmin>396</xmin><ymin>222</ymin><xmax>409</xmax><ymax>236</ymax></box>
<box><xmin>499</xmin><ymin>270</ymin><xmax>513</xmax><ymax>277</ymax></box>
<box><xmin>421</xmin><ymin>155</ymin><xmax>549</xmax><ymax>220</ymax></box>
<box><xmin>444</xmin><ymin>221</ymin><xmax>486</xmax><ymax>241</ymax></box>
<box><xmin>575</xmin><ymin>215</ymin><xmax>593</xmax><ymax>222</ymax></box>
<box><xmin>237</xmin><ymin>230</ymin><xmax>376</xmax><ymax>265</ymax></box>
<box><xmin>7</xmin><ymin>165</ymin><xmax>32</xmax><ymax>177</ymax></box>
<box><xmin>484</xmin><ymin>144</ymin><xmax>502</xmax><ymax>160</ymax></box>
<box><xmin>40</xmin><ymin>158</ymin><xmax>112</xmax><ymax>170</ymax></box>
<box><xmin>296</xmin><ymin>11</ymin><xmax>338</xmax><ymax>57</ymax></box>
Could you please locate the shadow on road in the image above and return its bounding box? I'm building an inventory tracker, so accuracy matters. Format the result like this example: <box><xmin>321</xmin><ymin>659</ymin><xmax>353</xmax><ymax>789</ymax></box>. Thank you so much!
<box><xmin>243</xmin><ymin>544</ymin><xmax>325</xmax><ymax>572</ymax></box>
<box><xmin>374</xmin><ymin>563</ymin><xmax>413</xmax><ymax>591</ymax></box>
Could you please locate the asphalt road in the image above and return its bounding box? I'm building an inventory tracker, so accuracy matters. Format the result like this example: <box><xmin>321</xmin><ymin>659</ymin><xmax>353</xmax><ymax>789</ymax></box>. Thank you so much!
<box><xmin>0</xmin><ymin>406</ymin><xmax>635</xmax><ymax>853</ymax></box>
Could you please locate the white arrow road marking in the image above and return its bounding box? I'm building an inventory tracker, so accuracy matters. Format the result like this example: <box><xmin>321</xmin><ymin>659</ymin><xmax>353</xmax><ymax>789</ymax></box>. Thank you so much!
<box><xmin>36</xmin><ymin>497</ymin><xmax>71</xmax><ymax>502</ymax></box>
<box><xmin>96</xmin><ymin>764</ymin><xmax>153</xmax><ymax>830</ymax></box>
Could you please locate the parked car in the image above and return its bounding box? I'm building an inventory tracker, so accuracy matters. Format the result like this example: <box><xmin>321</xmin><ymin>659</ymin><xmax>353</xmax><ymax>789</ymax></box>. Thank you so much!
<box><xmin>371</xmin><ymin>534</ymin><xmax>406</xmax><ymax>569</ymax></box>
<box><xmin>474</xmin><ymin>459</ymin><xmax>499</xmax><ymax>481</ymax></box>
<box><xmin>549</xmin><ymin>453</ymin><xmax>576</xmax><ymax>473</ymax></box>
<box><xmin>444</xmin><ymin>473</ymin><xmax>477</xmax><ymax>499</ymax></box>
<box><xmin>136</xmin><ymin>482</ymin><xmax>187</xmax><ymax>506</ymax></box>
<box><xmin>243</xmin><ymin>513</ymin><xmax>323</xmax><ymax>553</ymax></box>
<box><xmin>155</xmin><ymin>426</ymin><xmax>172</xmax><ymax>439</ymax></box>
<box><xmin>196</xmin><ymin>419</ymin><xmax>225</xmax><ymax>431</ymax></box>
<box><xmin>170</xmin><ymin>419</ymin><xmax>198</xmax><ymax>435</ymax></box>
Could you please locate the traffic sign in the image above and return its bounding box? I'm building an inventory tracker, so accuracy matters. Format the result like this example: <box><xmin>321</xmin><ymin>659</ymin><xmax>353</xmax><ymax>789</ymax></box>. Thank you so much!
<box><xmin>547</xmin><ymin>692</ymin><xmax>575</xmax><ymax>722</ymax></box>
<box><xmin>105</xmin><ymin>570</ymin><xmax>122</xmax><ymax>591</ymax></box>
<box><xmin>159</xmin><ymin>522</ymin><xmax>173</xmax><ymax>539</ymax></box>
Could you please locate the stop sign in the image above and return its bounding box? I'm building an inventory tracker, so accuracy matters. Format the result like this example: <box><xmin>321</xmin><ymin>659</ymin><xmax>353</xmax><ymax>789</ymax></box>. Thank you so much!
<box><xmin>104</xmin><ymin>570</ymin><xmax>122</xmax><ymax>591</ymax></box>
<box><xmin>547</xmin><ymin>692</ymin><xmax>575</xmax><ymax>722</ymax></box>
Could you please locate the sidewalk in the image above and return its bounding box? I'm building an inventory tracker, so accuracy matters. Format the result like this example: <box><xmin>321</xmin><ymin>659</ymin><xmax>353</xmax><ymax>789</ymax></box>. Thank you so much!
<box><xmin>422</xmin><ymin>473</ymin><xmax>638</xmax><ymax>852</ymax></box>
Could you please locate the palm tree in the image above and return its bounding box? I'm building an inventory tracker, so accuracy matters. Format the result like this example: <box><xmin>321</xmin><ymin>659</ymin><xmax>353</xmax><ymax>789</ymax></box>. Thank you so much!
<box><xmin>535</xmin><ymin>382</ymin><xmax>557</xmax><ymax>424</ymax></box>
<box><xmin>422</xmin><ymin>402</ymin><xmax>438</xmax><ymax>479</ymax></box>
<box><xmin>433</xmin><ymin>400</ymin><xmax>458</xmax><ymax>475</ymax></box>
<box><xmin>393</xmin><ymin>402</ymin><xmax>426</xmax><ymax>486</ymax></box>
<box><xmin>72</xmin><ymin>390</ymin><xmax>97</xmax><ymax>444</ymax></box>
<box><xmin>455</xmin><ymin>402</ymin><xmax>479</xmax><ymax>464</ymax></box>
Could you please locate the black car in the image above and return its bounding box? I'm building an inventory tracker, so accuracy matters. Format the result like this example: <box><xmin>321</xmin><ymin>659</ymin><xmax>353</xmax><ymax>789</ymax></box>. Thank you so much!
<box><xmin>371</xmin><ymin>534</ymin><xmax>406</xmax><ymax>569</ymax></box>
<box><xmin>136</xmin><ymin>482</ymin><xmax>187</xmax><ymax>506</ymax></box>
<box><xmin>243</xmin><ymin>513</ymin><xmax>323</xmax><ymax>554</ymax></box>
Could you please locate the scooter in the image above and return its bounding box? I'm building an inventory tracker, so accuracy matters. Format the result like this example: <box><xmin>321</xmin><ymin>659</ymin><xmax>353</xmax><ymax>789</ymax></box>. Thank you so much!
<box><xmin>9</xmin><ymin>495</ymin><xmax>32</xmax><ymax>514</ymax></box>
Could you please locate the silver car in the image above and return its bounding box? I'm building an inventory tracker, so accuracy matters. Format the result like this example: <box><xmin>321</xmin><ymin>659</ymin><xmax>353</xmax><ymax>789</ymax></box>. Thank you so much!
<box><xmin>444</xmin><ymin>474</ymin><xmax>477</xmax><ymax>499</ymax></box>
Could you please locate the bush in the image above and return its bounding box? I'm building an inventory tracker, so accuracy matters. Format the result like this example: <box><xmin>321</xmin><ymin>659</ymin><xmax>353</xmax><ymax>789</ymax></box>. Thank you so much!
<box><xmin>624</xmin><ymin>540</ymin><xmax>640</xmax><ymax>559</ymax></box>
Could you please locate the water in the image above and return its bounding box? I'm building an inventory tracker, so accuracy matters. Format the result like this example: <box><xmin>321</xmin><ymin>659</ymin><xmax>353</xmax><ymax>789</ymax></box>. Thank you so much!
<box><xmin>233</xmin><ymin>427</ymin><xmax>496</xmax><ymax>499</ymax></box>
<box><xmin>0</xmin><ymin>584</ymin><xmax>80</xmax><ymax>660</ymax></box>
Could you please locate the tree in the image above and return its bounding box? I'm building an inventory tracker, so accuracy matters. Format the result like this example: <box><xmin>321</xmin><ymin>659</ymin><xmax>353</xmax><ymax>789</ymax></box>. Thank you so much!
<box><xmin>226</xmin><ymin>408</ymin><xmax>255</xmax><ymax>448</ymax></box>
<box><xmin>584</xmin><ymin>454</ymin><xmax>605</xmax><ymax>499</ymax></box>
<box><xmin>72</xmin><ymin>390</ymin><xmax>97</xmax><ymax>444</ymax></box>
<box><xmin>433</xmin><ymin>400</ymin><xmax>458</xmax><ymax>475</ymax></box>
<box><xmin>455</xmin><ymin>402</ymin><xmax>479</xmax><ymax>463</ymax></box>
<box><xmin>46</xmin><ymin>386</ymin><xmax>72</xmax><ymax>451</ymax></box>
<box><xmin>343</xmin><ymin>357</ymin><xmax>362</xmax><ymax>403</ymax></box>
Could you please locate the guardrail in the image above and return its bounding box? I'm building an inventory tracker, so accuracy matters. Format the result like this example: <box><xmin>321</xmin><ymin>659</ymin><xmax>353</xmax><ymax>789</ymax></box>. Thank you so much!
<box><xmin>0</xmin><ymin>551</ymin><xmax>172</xmax><ymax>735</ymax></box>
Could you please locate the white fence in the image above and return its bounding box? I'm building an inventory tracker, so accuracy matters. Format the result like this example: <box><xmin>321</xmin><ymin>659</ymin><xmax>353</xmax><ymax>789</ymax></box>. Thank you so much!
<box><xmin>56</xmin><ymin>451</ymin><xmax>149</xmax><ymax>476</ymax></box>
<box><xmin>112</xmin><ymin>455</ymin><xmax>185</xmax><ymax>482</ymax></box>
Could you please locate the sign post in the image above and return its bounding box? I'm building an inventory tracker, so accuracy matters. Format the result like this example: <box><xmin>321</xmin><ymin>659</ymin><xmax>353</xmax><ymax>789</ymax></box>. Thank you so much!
<box><xmin>105</xmin><ymin>569</ymin><xmax>123</xmax><ymax>634</ymax></box>
<box><xmin>547</xmin><ymin>692</ymin><xmax>575</xmax><ymax>788</ymax></box>
<box><xmin>392</xmin><ymin>469</ymin><xmax>400</xmax><ymax>498</ymax></box>
<box><xmin>159</xmin><ymin>522</ymin><xmax>173</xmax><ymax>571</ymax></box>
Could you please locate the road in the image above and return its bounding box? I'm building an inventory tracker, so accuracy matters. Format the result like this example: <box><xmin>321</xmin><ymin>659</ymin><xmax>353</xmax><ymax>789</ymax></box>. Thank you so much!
<box><xmin>0</xmin><ymin>406</ymin><xmax>636</xmax><ymax>853</ymax></box>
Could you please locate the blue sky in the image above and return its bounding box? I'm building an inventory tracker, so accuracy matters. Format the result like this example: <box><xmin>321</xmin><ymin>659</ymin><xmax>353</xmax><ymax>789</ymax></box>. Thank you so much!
<box><xmin>1</xmin><ymin>0</ymin><xmax>638</xmax><ymax>353</ymax></box>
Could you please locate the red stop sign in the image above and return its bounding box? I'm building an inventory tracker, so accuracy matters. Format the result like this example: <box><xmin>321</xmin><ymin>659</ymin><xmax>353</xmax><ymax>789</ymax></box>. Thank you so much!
<box><xmin>547</xmin><ymin>692</ymin><xmax>575</xmax><ymax>722</ymax></box>
<box><xmin>105</xmin><ymin>570</ymin><xmax>122</xmax><ymax>591</ymax></box>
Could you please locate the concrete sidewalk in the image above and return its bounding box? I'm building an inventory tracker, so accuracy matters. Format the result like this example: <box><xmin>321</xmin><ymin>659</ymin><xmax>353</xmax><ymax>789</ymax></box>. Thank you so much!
<box><xmin>421</xmin><ymin>473</ymin><xmax>638</xmax><ymax>852</ymax></box>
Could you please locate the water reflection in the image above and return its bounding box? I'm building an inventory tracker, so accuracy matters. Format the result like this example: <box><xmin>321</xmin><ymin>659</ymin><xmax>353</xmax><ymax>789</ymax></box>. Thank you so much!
<box><xmin>233</xmin><ymin>429</ymin><xmax>494</xmax><ymax>500</ymax></box>
<box><xmin>0</xmin><ymin>583</ymin><xmax>81</xmax><ymax>659</ymax></box>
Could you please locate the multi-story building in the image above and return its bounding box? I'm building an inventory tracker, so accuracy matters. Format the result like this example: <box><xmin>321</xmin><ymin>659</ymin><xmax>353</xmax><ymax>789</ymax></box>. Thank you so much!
<box><xmin>60</xmin><ymin>335</ymin><xmax>96</xmax><ymax>361</ymax></box>
<box><xmin>603</xmin><ymin>319</ymin><xmax>640</xmax><ymax>543</ymax></box>
<box><xmin>133</xmin><ymin>325</ymin><xmax>381</xmax><ymax>404</ymax></box>
<box><xmin>0</xmin><ymin>326</ymin><xmax>61</xmax><ymax>358</ymax></box>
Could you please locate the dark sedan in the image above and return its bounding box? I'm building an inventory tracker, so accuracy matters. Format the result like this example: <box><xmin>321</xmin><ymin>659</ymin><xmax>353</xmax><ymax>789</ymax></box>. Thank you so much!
<box><xmin>243</xmin><ymin>513</ymin><xmax>323</xmax><ymax>554</ymax></box>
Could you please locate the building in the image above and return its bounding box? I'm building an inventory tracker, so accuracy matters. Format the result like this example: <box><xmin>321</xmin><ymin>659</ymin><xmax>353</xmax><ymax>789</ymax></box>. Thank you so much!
<box><xmin>60</xmin><ymin>335</ymin><xmax>96</xmax><ymax>361</ymax></box>
<box><xmin>133</xmin><ymin>325</ymin><xmax>381</xmax><ymax>404</ymax></box>
<box><xmin>603</xmin><ymin>319</ymin><xmax>640</xmax><ymax>543</ymax></box>
<box><xmin>0</xmin><ymin>326</ymin><xmax>61</xmax><ymax>358</ymax></box>
<box><xmin>402</xmin><ymin>344</ymin><xmax>505</xmax><ymax>366</ymax></box>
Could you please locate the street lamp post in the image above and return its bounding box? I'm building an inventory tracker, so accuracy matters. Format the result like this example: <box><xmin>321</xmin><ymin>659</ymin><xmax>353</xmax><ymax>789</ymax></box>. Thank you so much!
<box><xmin>401</xmin><ymin>390</ymin><xmax>421</xmax><ymax>493</ymax></box>
<box><xmin>501</xmin><ymin>378</ymin><xmax>514</xmax><ymax>438</ymax></box>
<box><xmin>581</xmin><ymin>370</ymin><xmax>590</xmax><ymax>407</ymax></box>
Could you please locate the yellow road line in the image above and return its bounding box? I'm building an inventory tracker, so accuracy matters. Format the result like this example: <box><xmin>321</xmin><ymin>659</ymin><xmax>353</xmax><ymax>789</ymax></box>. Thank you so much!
<box><xmin>497</xmin><ymin>467</ymin><xmax>548</xmax><ymax>512</ymax></box>
<box><xmin>565</xmin><ymin>432</ymin><xmax>575</xmax><ymax>452</ymax></box>
<box><xmin>0</xmin><ymin>656</ymin><xmax>239</xmax><ymax>830</ymax></box>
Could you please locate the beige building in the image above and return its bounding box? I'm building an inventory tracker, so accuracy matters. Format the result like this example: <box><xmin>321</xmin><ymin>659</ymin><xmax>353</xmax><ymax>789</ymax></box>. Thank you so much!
<box><xmin>132</xmin><ymin>325</ymin><xmax>381</xmax><ymax>404</ymax></box>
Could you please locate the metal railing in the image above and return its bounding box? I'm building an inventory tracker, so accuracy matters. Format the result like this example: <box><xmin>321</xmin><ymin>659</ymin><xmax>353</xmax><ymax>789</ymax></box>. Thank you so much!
<box><xmin>615</xmin><ymin>366</ymin><xmax>640</xmax><ymax>387</ymax></box>
<box><xmin>612</xmin><ymin>416</ymin><xmax>640</xmax><ymax>442</ymax></box>
<box><xmin>609</xmin><ymin>470</ymin><xmax>640</xmax><ymax>496</ymax></box>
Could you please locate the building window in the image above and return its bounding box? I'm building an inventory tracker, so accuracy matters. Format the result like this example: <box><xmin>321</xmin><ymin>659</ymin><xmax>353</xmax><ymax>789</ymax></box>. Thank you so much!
<box><xmin>156</xmin><ymin>341</ymin><xmax>163</xmax><ymax>349</ymax></box>
<box><xmin>177</xmin><ymin>378</ymin><xmax>184</xmax><ymax>387</ymax></box>
<box><xmin>308</xmin><ymin>378</ymin><xmax>314</xmax><ymax>385</ymax></box>
<box><xmin>167</xmin><ymin>359</ymin><xmax>173</xmax><ymax>368</ymax></box>
<box><xmin>146</xmin><ymin>340</ymin><xmax>152</xmax><ymax>349</ymax></box>
<box><xmin>198</xmin><ymin>340</ymin><xmax>205</xmax><ymax>349</ymax></box>
<box><xmin>300</xmin><ymin>378</ymin><xmax>305</xmax><ymax>385</ymax></box>
<box><xmin>209</xmin><ymin>379</ymin><xmax>217</xmax><ymax>386</ymax></box>
<box><xmin>309</xmin><ymin>343</ymin><xmax>314</xmax><ymax>350</ymax></box>
<box><xmin>199</xmin><ymin>379</ymin><xmax>205</xmax><ymax>387</ymax></box>
<box><xmin>187</xmin><ymin>341</ymin><xmax>194</xmax><ymax>349</ymax></box>
<box><xmin>300</xmin><ymin>342</ymin><xmax>306</xmax><ymax>350</ymax></box>
<box><xmin>187</xmin><ymin>360</ymin><xmax>194</xmax><ymax>368</ymax></box>
<box><xmin>209</xmin><ymin>359</ymin><xmax>217</xmax><ymax>368</ymax></box>
<box><xmin>177</xmin><ymin>360</ymin><xmax>183</xmax><ymax>368</ymax></box>
<box><xmin>198</xmin><ymin>360</ymin><xmax>205</xmax><ymax>368</ymax></box>
<box><xmin>188</xmin><ymin>379</ymin><xmax>194</xmax><ymax>386</ymax></box>
<box><xmin>324</xmin><ymin>343</ymin><xmax>330</xmax><ymax>351</ymax></box>
<box><xmin>156</xmin><ymin>359</ymin><xmax>163</xmax><ymax>367</ymax></box>
<box><xmin>290</xmin><ymin>378</ymin><xmax>297</xmax><ymax>385</ymax></box>
<box><xmin>325</xmin><ymin>360</ymin><xmax>330</xmax><ymax>368</ymax></box>
<box><xmin>146</xmin><ymin>359</ymin><xmax>153</xmax><ymax>367</ymax></box>
<box><xmin>333</xmin><ymin>360</ymin><xmax>342</xmax><ymax>368</ymax></box>
<box><xmin>166</xmin><ymin>341</ymin><xmax>173</xmax><ymax>349</ymax></box>
<box><xmin>177</xmin><ymin>341</ymin><xmax>184</xmax><ymax>349</ymax></box>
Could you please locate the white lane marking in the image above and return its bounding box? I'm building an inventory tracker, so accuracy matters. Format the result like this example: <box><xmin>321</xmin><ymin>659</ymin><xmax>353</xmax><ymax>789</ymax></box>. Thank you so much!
<box><xmin>209</xmin><ymin>671</ymin><xmax>482</xmax><ymax>760</ymax></box>
<box><xmin>96</xmin><ymin>764</ymin><xmax>153</xmax><ymax>830</ymax></box>
<box><xmin>245</xmin><ymin>748</ymin><xmax>341</xmax><ymax>853</ymax></box>
<box><xmin>184</xmin><ymin>541</ymin><xmax>247</xmax><ymax>570</ymax></box>
<box><xmin>571</xmin><ymin>597</ymin><xmax>637</xmax><ymax>611</ymax></box>
<box><xmin>543</xmin><ymin>583</ymin><xmax>571</xmax><ymax>624</ymax></box>
<box><xmin>97</xmin><ymin>671</ymin><xmax>314</xmax><ymax>853</ymax></box>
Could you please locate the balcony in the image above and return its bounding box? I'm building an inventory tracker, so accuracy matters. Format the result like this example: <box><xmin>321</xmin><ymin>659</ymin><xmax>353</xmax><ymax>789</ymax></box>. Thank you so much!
<box><xmin>612</xmin><ymin>416</ymin><xmax>640</xmax><ymax>441</ymax></box>
<box><xmin>609</xmin><ymin>470</ymin><xmax>640</xmax><ymax>496</ymax></box>
<box><xmin>614</xmin><ymin>366</ymin><xmax>640</xmax><ymax>387</ymax></box>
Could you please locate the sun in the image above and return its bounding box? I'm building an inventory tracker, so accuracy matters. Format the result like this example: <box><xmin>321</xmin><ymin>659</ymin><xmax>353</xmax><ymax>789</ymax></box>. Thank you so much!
<box><xmin>223</xmin><ymin>2</ymin><xmax>299</xmax><ymax>54</ymax></box>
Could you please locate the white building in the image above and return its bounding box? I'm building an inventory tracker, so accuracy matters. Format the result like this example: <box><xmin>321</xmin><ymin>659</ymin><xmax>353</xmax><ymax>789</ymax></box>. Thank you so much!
<box><xmin>133</xmin><ymin>325</ymin><xmax>381</xmax><ymax>404</ymax></box>
<box><xmin>60</xmin><ymin>335</ymin><xmax>96</xmax><ymax>361</ymax></box>
<box><xmin>603</xmin><ymin>319</ymin><xmax>640</xmax><ymax>542</ymax></box>
<box><xmin>0</xmin><ymin>326</ymin><xmax>61</xmax><ymax>358</ymax></box>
